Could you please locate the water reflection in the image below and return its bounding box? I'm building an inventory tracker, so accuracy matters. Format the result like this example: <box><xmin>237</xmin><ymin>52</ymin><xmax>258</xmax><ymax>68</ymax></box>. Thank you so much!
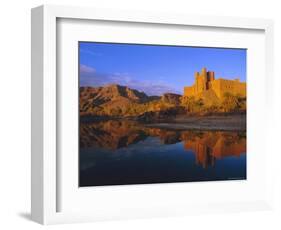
<box><xmin>79</xmin><ymin>120</ymin><xmax>246</xmax><ymax>186</ymax></box>
<box><xmin>182</xmin><ymin>131</ymin><xmax>246</xmax><ymax>168</ymax></box>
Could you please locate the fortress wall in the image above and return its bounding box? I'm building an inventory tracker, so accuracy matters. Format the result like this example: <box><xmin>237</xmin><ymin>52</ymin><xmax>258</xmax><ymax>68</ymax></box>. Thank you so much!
<box><xmin>184</xmin><ymin>86</ymin><xmax>196</xmax><ymax>96</ymax></box>
<box><xmin>234</xmin><ymin>83</ymin><xmax>246</xmax><ymax>97</ymax></box>
<box><xmin>233</xmin><ymin>82</ymin><xmax>246</xmax><ymax>97</ymax></box>
<box><xmin>210</xmin><ymin>80</ymin><xmax>222</xmax><ymax>98</ymax></box>
<box><xmin>212</xmin><ymin>79</ymin><xmax>246</xmax><ymax>98</ymax></box>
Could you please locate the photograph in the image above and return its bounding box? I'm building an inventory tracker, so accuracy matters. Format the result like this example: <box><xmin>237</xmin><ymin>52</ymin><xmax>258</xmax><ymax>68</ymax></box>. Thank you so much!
<box><xmin>79</xmin><ymin>42</ymin><xmax>247</xmax><ymax>187</ymax></box>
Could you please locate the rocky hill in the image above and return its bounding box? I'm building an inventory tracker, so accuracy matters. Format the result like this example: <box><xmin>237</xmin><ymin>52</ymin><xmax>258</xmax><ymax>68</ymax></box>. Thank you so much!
<box><xmin>161</xmin><ymin>93</ymin><xmax>181</xmax><ymax>105</ymax></box>
<box><xmin>80</xmin><ymin>84</ymin><xmax>161</xmax><ymax>117</ymax></box>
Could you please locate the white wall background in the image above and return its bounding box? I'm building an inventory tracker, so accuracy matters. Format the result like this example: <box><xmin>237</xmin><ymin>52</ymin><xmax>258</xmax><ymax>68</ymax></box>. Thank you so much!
<box><xmin>0</xmin><ymin>0</ymin><xmax>280</xmax><ymax>229</ymax></box>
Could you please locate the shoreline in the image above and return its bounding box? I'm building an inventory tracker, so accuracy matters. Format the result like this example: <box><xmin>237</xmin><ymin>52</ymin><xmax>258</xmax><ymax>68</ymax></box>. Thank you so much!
<box><xmin>81</xmin><ymin>114</ymin><xmax>246</xmax><ymax>131</ymax></box>
<box><xmin>145</xmin><ymin>114</ymin><xmax>246</xmax><ymax>131</ymax></box>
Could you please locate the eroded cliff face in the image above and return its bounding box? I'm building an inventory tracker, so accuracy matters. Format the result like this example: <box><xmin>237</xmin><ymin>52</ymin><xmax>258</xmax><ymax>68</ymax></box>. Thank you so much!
<box><xmin>81</xmin><ymin>85</ymin><xmax>167</xmax><ymax>116</ymax></box>
<box><xmin>80</xmin><ymin>85</ymin><xmax>156</xmax><ymax>115</ymax></box>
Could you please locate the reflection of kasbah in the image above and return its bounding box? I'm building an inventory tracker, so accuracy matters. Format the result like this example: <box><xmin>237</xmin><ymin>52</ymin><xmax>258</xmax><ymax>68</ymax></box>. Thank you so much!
<box><xmin>184</xmin><ymin>67</ymin><xmax>246</xmax><ymax>99</ymax></box>
<box><xmin>183</xmin><ymin>132</ymin><xmax>246</xmax><ymax>168</ymax></box>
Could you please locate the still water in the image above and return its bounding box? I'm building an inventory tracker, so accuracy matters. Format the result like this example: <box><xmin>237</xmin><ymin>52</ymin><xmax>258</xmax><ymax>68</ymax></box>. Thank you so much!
<box><xmin>79</xmin><ymin>120</ymin><xmax>246</xmax><ymax>187</ymax></box>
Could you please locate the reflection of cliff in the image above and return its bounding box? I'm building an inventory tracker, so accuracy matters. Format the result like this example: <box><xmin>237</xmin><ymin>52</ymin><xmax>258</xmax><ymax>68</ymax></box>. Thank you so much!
<box><xmin>80</xmin><ymin>120</ymin><xmax>246</xmax><ymax>167</ymax></box>
<box><xmin>80</xmin><ymin>120</ymin><xmax>147</xmax><ymax>150</ymax></box>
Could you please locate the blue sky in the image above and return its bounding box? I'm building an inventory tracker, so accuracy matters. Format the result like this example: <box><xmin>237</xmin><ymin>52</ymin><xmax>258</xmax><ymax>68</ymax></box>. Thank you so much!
<box><xmin>79</xmin><ymin>42</ymin><xmax>246</xmax><ymax>96</ymax></box>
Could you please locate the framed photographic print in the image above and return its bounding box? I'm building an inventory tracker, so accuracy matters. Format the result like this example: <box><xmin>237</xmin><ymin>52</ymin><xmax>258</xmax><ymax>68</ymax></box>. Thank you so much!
<box><xmin>79</xmin><ymin>43</ymin><xmax>247</xmax><ymax>186</ymax></box>
<box><xmin>31</xmin><ymin>5</ymin><xmax>274</xmax><ymax>225</ymax></box>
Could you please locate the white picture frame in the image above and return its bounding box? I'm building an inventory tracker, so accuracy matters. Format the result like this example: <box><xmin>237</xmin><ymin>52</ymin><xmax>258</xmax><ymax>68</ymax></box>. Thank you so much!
<box><xmin>31</xmin><ymin>4</ymin><xmax>274</xmax><ymax>225</ymax></box>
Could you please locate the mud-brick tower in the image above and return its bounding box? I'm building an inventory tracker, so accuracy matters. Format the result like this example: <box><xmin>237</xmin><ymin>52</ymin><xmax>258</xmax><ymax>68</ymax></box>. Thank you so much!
<box><xmin>194</xmin><ymin>67</ymin><xmax>215</xmax><ymax>94</ymax></box>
